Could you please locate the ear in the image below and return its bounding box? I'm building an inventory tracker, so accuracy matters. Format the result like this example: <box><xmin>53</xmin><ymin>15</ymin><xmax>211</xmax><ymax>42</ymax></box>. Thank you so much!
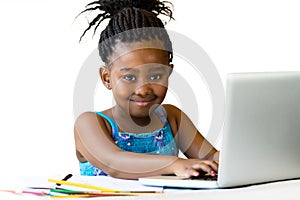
<box><xmin>99</xmin><ymin>66</ymin><xmax>112</xmax><ymax>90</ymax></box>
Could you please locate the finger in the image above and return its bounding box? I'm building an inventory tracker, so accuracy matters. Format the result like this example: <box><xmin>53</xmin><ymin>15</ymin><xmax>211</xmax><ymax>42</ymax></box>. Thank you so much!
<box><xmin>187</xmin><ymin>168</ymin><xmax>200</xmax><ymax>177</ymax></box>
<box><xmin>191</xmin><ymin>163</ymin><xmax>213</xmax><ymax>175</ymax></box>
<box><xmin>174</xmin><ymin>167</ymin><xmax>199</xmax><ymax>178</ymax></box>
<box><xmin>202</xmin><ymin>160</ymin><xmax>219</xmax><ymax>172</ymax></box>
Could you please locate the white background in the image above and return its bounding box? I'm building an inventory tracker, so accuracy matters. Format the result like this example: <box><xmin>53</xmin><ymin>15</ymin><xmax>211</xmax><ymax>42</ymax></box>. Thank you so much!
<box><xmin>0</xmin><ymin>0</ymin><xmax>299</xmax><ymax>176</ymax></box>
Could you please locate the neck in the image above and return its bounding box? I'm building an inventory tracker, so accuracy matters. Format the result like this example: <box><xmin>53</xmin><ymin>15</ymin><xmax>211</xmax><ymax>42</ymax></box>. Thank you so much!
<box><xmin>111</xmin><ymin>106</ymin><xmax>162</xmax><ymax>133</ymax></box>
<box><xmin>130</xmin><ymin>115</ymin><xmax>151</xmax><ymax>127</ymax></box>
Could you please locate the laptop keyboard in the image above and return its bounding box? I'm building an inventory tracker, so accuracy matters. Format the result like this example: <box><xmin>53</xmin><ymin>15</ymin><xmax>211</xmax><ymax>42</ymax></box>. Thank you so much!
<box><xmin>190</xmin><ymin>174</ymin><xmax>218</xmax><ymax>181</ymax></box>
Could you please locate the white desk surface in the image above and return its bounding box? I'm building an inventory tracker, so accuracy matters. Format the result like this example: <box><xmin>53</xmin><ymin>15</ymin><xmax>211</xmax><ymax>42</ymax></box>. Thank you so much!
<box><xmin>0</xmin><ymin>176</ymin><xmax>300</xmax><ymax>200</ymax></box>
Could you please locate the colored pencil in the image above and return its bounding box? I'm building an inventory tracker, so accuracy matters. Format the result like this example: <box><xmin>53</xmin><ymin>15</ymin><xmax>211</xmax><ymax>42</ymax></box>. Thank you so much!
<box><xmin>0</xmin><ymin>189</ymin><xmax>48</xmax><ymax>196</ymax></box>
<box><xmin>48</xmin><ymin>178</ymin><xmax>119</xmax><ymax>192</ymax></box>
<box><xmin>48</xmin><ymin>178</ymin><xmax>163</xmax><ymax>196</ymax></box>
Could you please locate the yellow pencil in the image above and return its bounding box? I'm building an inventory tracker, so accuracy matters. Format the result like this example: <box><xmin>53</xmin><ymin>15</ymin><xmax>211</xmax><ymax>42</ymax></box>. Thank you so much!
<box><xmin>48</xmin><ymin>178</ymin><xmax>119</xmax><ymax>192</ymax></box>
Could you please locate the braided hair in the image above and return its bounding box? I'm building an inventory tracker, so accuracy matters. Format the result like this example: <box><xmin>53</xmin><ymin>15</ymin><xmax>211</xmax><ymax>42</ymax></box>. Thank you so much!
<box><xmin>78</xmin><ymin>0</ymin><xmax>174</xmax><ymax>65</ymax></box>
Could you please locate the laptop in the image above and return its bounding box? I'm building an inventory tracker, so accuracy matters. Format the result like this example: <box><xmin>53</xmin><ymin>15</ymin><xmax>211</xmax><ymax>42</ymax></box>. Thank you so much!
<box><xmin>139</xmin><ymin>71</ymin><xmax>300</xmax><ymax>189</ymax></box>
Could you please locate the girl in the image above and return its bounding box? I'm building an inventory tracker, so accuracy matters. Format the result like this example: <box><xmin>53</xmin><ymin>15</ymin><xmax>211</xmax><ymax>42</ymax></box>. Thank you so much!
<box><xmin>74</xmin><ymin>0</ymin><xmax>219</xmax><ymax>179</ymax></box>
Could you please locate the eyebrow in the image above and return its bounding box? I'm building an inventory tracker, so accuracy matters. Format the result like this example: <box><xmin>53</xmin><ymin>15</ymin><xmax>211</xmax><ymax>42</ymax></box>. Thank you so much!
<box><xmin>148</xmin><ymin>65</ymin><xmax>169</xmax><ymax>72</ymax></box>
<box><xmin>119</xmin><ymin>67</ymin><xmax>138</xmax><ymax>72</ymax></box>
<box><xmin>119</xmin><ymin>65</ymin><xmax>168</xmax><ymax>72</ymax></box>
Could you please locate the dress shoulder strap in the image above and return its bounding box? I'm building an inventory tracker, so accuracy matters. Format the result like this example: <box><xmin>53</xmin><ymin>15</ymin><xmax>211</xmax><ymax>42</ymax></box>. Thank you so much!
<box><xmin>95</xmin><ymin>112</ymin><xmax>119</xmax><ymax>136</ymax></box>
<box><xmin>95</xmin><ymin>106</ymin><xmax>168</xmax><ymax>137</ymax></box>
<box><xmin>154</xmin><ymin>105</ymin><xmax>168</xmax><ymax>124</ymax></box>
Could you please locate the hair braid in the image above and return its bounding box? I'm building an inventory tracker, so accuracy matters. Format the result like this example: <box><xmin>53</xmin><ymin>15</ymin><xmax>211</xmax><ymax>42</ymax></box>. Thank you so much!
<box><xmin>78</xmin><ymin>0</ymin><xmax>174</xmax><ymax>65</ymax></box>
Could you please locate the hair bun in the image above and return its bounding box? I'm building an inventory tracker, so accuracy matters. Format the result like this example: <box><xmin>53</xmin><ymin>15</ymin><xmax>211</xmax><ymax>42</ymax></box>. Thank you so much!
<box><xmin>78</xmin><ymin>0</ymin><xmax>173</xmax><ymax>42</ymax></box>
<box><xmin>82</xmin><ymin>0</ymin><xmax>173</xmax><ymax>19</ymax></box>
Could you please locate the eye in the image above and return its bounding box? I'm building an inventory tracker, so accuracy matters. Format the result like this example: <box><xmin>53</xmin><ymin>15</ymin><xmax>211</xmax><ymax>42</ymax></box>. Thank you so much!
<box><xmin>150</xmin><ymin>74</ymin><xmax>162</xmax><ymax>81</ymax></box>
<box><xmin>123</xmin><ymin>74</ymin><xmax>136</xmax><ymax>81</ymax></box>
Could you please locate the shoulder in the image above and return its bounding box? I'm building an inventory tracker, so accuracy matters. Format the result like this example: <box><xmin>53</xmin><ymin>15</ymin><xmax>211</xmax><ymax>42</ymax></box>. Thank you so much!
<box><xmin>75</xmin><ymin>111</ymin><xmax>103</xmax><ymax>125</ymax></box>
<box><xmin>161</xmin><ymin>104</ymin><xmax>192</xmax><ymax>126</ymax></box>
<box><xmin>161</xmin><ymin>104</ymin><xmax>183</xmax><ymax>134</ymax></box>
<box><xmin>75</xmin><ymin>108</ymin><xmax>114</xmax><ymax>123</ymax></box>
<box><xmin>162</xmin><ymin>104</ymin><xmax>182</xmax><ymax>116</ymax></box>
<box><xmin>74</xmin><ymin>111</ymin><xmax>112</xmax><ymax>135</ymax></box>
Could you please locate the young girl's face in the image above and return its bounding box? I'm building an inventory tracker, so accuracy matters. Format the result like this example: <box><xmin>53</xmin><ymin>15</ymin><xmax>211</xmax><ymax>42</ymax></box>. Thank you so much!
<box><xmin>102</xmin><ymin>42</ymin><xmax>173</xmax><ymax>118</ymax></box>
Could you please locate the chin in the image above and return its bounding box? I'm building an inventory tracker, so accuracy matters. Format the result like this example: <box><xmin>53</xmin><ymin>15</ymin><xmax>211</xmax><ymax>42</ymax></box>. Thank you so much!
<box><xmin>129</xmin><ymin>108</ymin><xmax>151</xmax><ymax>118</ymax></box>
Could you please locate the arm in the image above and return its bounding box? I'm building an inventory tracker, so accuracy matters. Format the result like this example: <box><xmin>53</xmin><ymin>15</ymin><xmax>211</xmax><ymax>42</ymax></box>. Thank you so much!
<box><xmin>164</xmin><ymin>104</ymin><xmax>219</xmax><ymax>161</ymax></box>
<box><xmin>74</xmin><ymin>112</ymin><xmax>218</xmax><ymax>179</ymax></box>
<box><xmin>74</xmin><ymin>112</ymin><xmax>177</xmax><ymax>179</ymax></box>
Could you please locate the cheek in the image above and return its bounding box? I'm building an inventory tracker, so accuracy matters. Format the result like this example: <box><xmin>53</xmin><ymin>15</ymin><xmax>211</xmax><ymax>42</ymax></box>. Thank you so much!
<box><xmin>153</xmin><ymin>84</ymin><xmax>168</xmax><ymax>96</ymax></box>
<box><xmin>111</xmin><ymin>80</ymin><xmax>133</xmax><ymax>97</ymax></box>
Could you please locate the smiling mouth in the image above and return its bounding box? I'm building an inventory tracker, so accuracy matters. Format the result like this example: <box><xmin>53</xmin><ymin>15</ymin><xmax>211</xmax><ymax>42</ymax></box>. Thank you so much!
<box><xmin>130</xmin><ymin>98</ymin><xmax>156</xmax><ymax>106</ymax></box>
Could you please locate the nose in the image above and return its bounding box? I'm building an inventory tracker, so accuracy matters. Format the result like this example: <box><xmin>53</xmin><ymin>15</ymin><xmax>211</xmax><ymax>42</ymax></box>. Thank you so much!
<box><xmin>134</xmin><ymin>82</ymin><xmax>153</xmax><ymax>96</ymax></box>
